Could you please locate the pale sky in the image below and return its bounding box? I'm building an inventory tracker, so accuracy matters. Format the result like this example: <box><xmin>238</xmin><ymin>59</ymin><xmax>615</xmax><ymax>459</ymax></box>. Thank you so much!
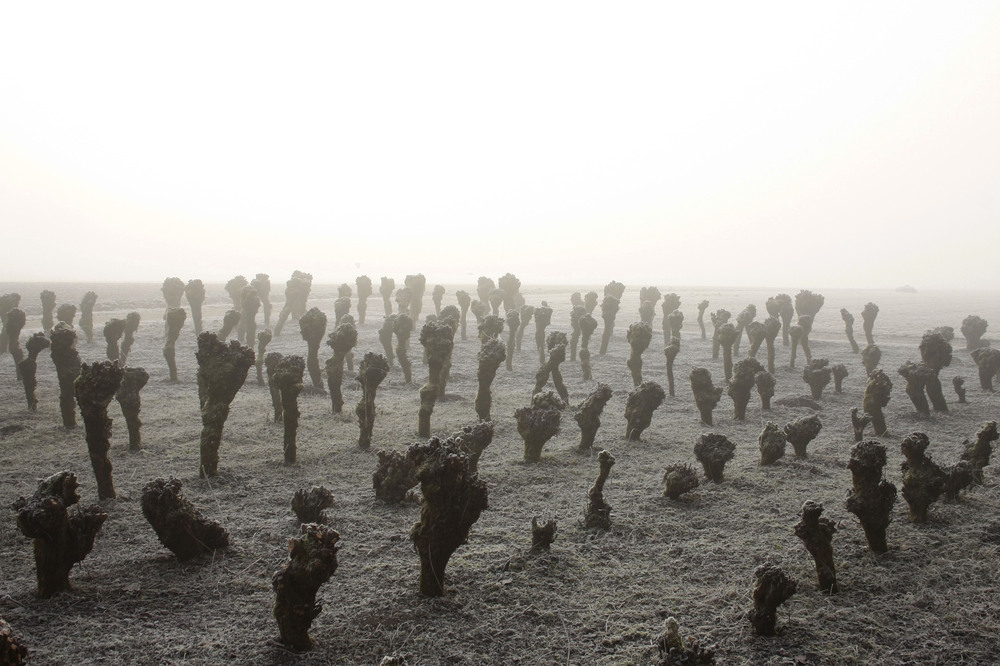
<box><xmin>2</xmin><ymin>2</ymin><xmax>998</xmax><ymax>289</ymax></box>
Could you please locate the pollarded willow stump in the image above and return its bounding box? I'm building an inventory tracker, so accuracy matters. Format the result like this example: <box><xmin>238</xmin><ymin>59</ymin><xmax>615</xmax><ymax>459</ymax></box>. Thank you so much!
<box><xmin>953</xmin><ymin>376</ymin><xmax>966</xmax><ymax>403</ymax></box>
<box><xmin>452</xmin><ymin>421</ymin><xmax>495</xmax><ymax>472</ymax></box>
<box><xmin>961</xmin><ymin>314</ymin><xmax>988</xmax><ymax>351</ymax></box>
<box><xmin>272</xmin><ymin>523</ymin><xmax>341</xmax><ymax>650</ymax></box>
<box><xmin>802</xmin><ymin>359</ymin><xmax>832</xmax><ymax>400</ymax></box>
<box><xmin>255</xmin><ymin>329</ymin><xmax>273</xmax><ymax>385</ymax></box>
<box><xmin>431</xmin><ymin>284</ymin><xmax>445</xmax><ymax>316</ymax></box>
<box><xmin>900</xmin><ymin>432</ymin><xmax>947</xmax><ymax>523</ymax></box>
<box><xmin>531</xmin><ymin>517</ymin><xmax>557</xmax><ymax>552</ymax></box>
<box><xmin>690</xmin><ymin>367</ymin><xmax>723</xmax><ymax>426</ymax></box>
<box><xmin>516</xmin><ymin>304</ymin><xmax>534</xmax><ymax>352</ymax></box>
<box><xmin>408</xmin><ymin>437</ymin><xmax>488</xmax><ymax>597</ymax></box>
<box><xmin>846</xmin><ymin>440</ymin><xmax>897</xmax><ymax>553</ymax></box>
<box><xmin>832</xmin><ymin>364</ymin><xmax>848</xmax><ymax>393</ymax></box>
<box><xmin>661</xmin><ymin>292</ymin><xmax>681</xmax><ymax>331</ymax></box>
<box><xmin>897</xmin><ymin>361</ymin><xmax>931</xmax><ymax>416</ymax></box>
<box><xmin>971</xmin><ymin>347</ymin><xmax>1000</xmax><ymax>391</ymax></box>
<box><xmin>378</xmin><ymin>315</ymin><xmax>396</xmax><ymax>368</ymax></box>
<box><xmin>355</xmin><ymin>275</ymin><xmax>373</xmax><ymax>325</ymax></box>
<box><xmin>478</xmin><ymin>314</ymin><xmax>504</xmax><ymax>343</ymax></box>
<box><xmin>794</xmin><ymin>500</ymin><xmax>839</xmax><ymax>593</ymax></box>
<box><xmin>395</xmin><ymin>287</ymin><xmax>412</xmax><ymax>317</ymax></box>
<box><xmin>841</xmin><ymin>308</ymin><xmax>859</xmax><ymax>353</ymax></box>
<box><xmin>665</xmin><ymin>309</ymin><xmax>684</xmax><ymax>348</ymax></box>
<box><xmin>292</xmin><ymin>486</ymin><xmax>334</xmax><ymax>524</ymax></box>
<box><xmin>625</xmin><ymin>321</ymin><xmax>653</xmax><ymax>387</ymax></box>
<box><xmin>574</xmin><ymin>382</ymin><xmax>612</xmax><ymax>453</ymax></box>
<box><xmin>115</xmin><ymin>366</ymin><xmax>150</xmax><ymax>452</ymax></box>
<box><xmin>437</xmin><ymin>306</ymin><xmax>461</xmax><ymax>397</ymax></box>
<box><xmin>755</xmin><ymin>370</ymin><xmax>775</xmax><ymax>411</ymax></box>
<box><xmin>78</xmin><ymin>291</ymin><xmax>98</xmax><ymax>345</ymax></box>
<box><xmin>758</xmin><ymin>422</ymin><xmax>787</xmax><ymax>466</ymax></box>
<box><xmin>533</xmin><ymin>331</ymin><xmax>569</xmax><ymax>403</ymax></box>
<box><xmin>582</xmin><ymin>450</ymin><xmax>616</xmax><ymax>529</ymax></box>
<box><xmin>163</xmin><ymin>307</ymin><xmax>187</xmax><ymax>382</ymax></box>
<box><xmin>161</xmin><ymin>277</ymin><xmax>185</xmax><ymax>329</ymax></box>
<box><xmin>788</xmin><ymin>324</ymin><xmax>803</xmax><ymax>369</ymax></box>
<box><xmin>333</xmin><ymin>296</ymin><xmax>351</xmax><ymax>328</ymax></box>
<box><xmin>20</xmin><ymin>332</ymin><xmax>50</xmax><ymax>410</ymax></box>
<box><xmin>662</xmin><ymin>464</ymin><xmax>700</xmax><ymax>500</ymax></box>
<box><xmin>379</xmin><ymin>277</ymin><xmax>395</xmax><ymax>317</ymax></box>
<box><xmin>0</xmin><ymin>615</ymin><xmax>28</xmax><ymax>665</ymax></box>
<box><xmin>604</xmin><ymin>280</ymin><xmax>625</xmax><ymax>301</ymax></box>
<box><xmin>498</xmin><ymin>273</ymin><xmax>522</xmax><ymax>313</ymax></box>
<box><xmin>120</xmin><ymin>311</ymin><xmax>140</xmax><ymax>364</ymax></box>
<box><xmin>4</xmin><ymin>308</ymin><xmax>26</xmax><ymax>380</ymax></box>
<box><xmin>455</xmin><ymin>290</ymin><xmax>471</xmax><ymax>340</ymax></box>
<box><xmin>766</xmin><ymin>294</ymin><xmax>793</xmax><ymax>346</ymax></box>
<box><xmin>15</xmin><ymin>471</ymin><xmax>108</xmax><ymax>598</ymax></box>
<box><xmin>475</xmin><ymin>339</ymin><xmax>506</xmax><ymax>421</ymax></box>
<box><xmin>533</xmin><ymin>304</ymin><xmax>553</xmax><ymax>366</ymax></box>
<box><xmin>579</xmin><ymin>313</ymin><xmax>598</xmax><ymax>381</ymax></box>
<box><xmin>325</xmin><ymin>322</ymin><xmax>358</xmax><ymax>414</ymax></box>
<box><xmin>418</xmin><ymin>320</ymin><xmax>454</xmax><ymax>437</ymax></box>
<box><xmin>56</xmin><ymin>303</ymin><xmax>76</xmax><ymax>327</ymax></box>
<box><xmin>50</xmin><ymin>323</ymin><xmax>81</xmax><ymax>428</ymax></box>
<box><xmin>920</xmin><ymin>332</ymin><xmax>952</xmax><ymax>412</ymax></box>
<box><xmin>695</xmin><ymin>433</ymin><xmax>734</xmax><ymax>482</ymax></box>
<box><xmin>746</xmin><ymin>321</ymin><xmax>765</xmax><ymax>359</ymax></box>
<box><xmin>664</xmin><ymin>337</ymin><xmax>680</xmax><ymax>397</ymax></box>
<box><xmin>239</xmin><ymin>286</ymin><xmax>261</xmax><ymax>344</ymax></box>
<box><xmin>717</xmin><ymin>323</ymin><xmax>738</xmax><ymax>382</ymax></box>
<box><xmin>624</xmin><ymin>381</ymin><xmax>665</xmax><ymax>441</ymax></box>
<box><xmin>196</xmin><ymin>333</ymin><xmax>255</xmax><ymax>477</ymax></box>
<box><xmin>733</xmin><ymin>305</ymin><xmax>756</xmax><ymax>356</ymax></box>
<box><xmin>274</xmin><ymin>271</ymin><xmax>313</xmax><ymax>336</ymax></box>
<box><xmin>516</xmin><ymin>391</ymin><xmax>564</xmax><ymax>462</ymax></box>
<box><xmin>785</xmin><ymin>414</ymin><xmax>822</xmax><ymax>459</ymax></box>
<box><xmin>488</xmin><ymin>288</ymin><xmax>505</xmax><ymax>316</ymax></box>
<box><xmin>583</xmin><ymin>290</ymin><xmax>598</xmax><ymax>315</ymax></box>
<box><xmin>505</xmin><ymin>309</ymin><xmax>520</xmax><ymax>371</ymax></box>
<box><xmin>656</xmin><ymin>617</ymin><xmax>715</xmax><ymax>665</ymax></box>
<box><xmin>863</xmin><ymin>369</ymin><xmax>893</xmax><ymax>436</ymax></box>
<box><xmin>851</xmin><ymin>407</ymin><xmax>872</xmax><ymax>442</ymax></box>
<box><xmin>297</xmin><ymin>307</ymin><xmax>327</xmax><ymax>390</ymax></box>
<box><xmin>356</xmin><ymin>352</ymin><xmax>390</xmax><ymax>449</ymax></box>
<box><xmin>960</xmin><ymin>420</ymin><xmax>999</xmax><ymax>484</ymax></box>
<box><xmin>639</xmin><ymin>286</ymin><xmax>661</xmax><ymax>323</ymax></box>
<box><xmin>598</xmin><ymin>296</ymin><xmax>620</xmax><ymax>356</ymax></box>
<box><xmin>217</xmin><ymin>309</ymin><xmax>241</xmax><ymax>340</ymax></box>
<box><xmin>474</xmin><ymin>276</ymin><xmax>494</xmax><ymax>306</ymax></box>
<box><xmin>729</xmin><ymin>358</ymin><xmax>764</xmax><ymax>420</ymax></box>
<box><xmin>748</xmin><ymin>563</ymin><xmax>798</xmax><ymax>636</ymax></box>
<box><xmin>225</xmin><ymin>275</ymin><xmax>249</xmax><ymax>312</ymax></box>
<box><xmin>41</xmin><ymin>289</ymin><xmax>57</xmax><ymax>334</ymax></box>
<box><xmin>141</xmin><ymin>477</ymin><xmax>229</xmax><ymax>560</ymax></box>
<box><xmin>265</xmin><ymin>352</ymin><xmax>284</xmax><ymax>423</ymax></box>
<box><xmin>861</xmin><ymin>344</ymin><xmax>881</xmax><ymax>376</ymax></box>
<box><xmin>710</xmin><ymin>309</ymin><xmax>730</xmax><ymax>360</ymax></box>
<box><xmin>394</xmin><ymin>314</ymin><xmax>414</xmax><ymax>384</ymax></box>
<box><xmin>103</xmin><ymin>318</ymin><xmax>125</xmax><ymax>362</ymax></box>
<box><xmin>862</xmin><ymin>302</ymin><xmax>879</xmax><ymax>347</ymax></box>
<box><xmin>275</xmin><ymin>355</ymin><xmax>305</xmax><ymax>464</ymax></box>
<box><xmin>373</xmin><ymin>449</ymin><xmax>418</xmax><ymax>503</ymax></box>
<box><xmin>184</xmin><ymin>279</ymin><xmax>205</xmax><ymax>334</ymax></box>
<box><xmin>762</xmin><ymin>316</ymin><xmax>781</xmax><ymax>374</ymax></box>
<box><xmin>696</xmin><ymin>299</ymin><xmax>709</xmax><ymax>341</ymax></box>
<box><xmin>252</xmin><ymin>273</ymin><xmax>273</xmax><ymax>329</ymax></box>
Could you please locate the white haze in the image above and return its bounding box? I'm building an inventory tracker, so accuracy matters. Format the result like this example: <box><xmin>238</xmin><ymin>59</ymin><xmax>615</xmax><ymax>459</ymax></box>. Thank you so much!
<box><xmin>1</xmin><ymin>2</ymin><xmax>998</xmax><ymax>289</ymax></box>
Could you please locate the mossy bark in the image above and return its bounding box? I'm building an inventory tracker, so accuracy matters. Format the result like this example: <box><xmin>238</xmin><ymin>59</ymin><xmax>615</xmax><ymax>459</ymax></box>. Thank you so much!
<box><xmin>141</xmin><ymin>477</ymin><xmax>229</xmax><ymax>560</ymax></box>
<box><xmin>272</xmin><ymin>523</ymin><xmax>341</xmax><ymax>650</ymax></box>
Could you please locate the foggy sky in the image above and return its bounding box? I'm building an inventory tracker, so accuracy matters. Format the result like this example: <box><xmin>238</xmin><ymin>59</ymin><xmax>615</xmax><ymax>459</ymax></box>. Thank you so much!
<box><xmin>2</xmin><ymin>3</ymin><xmax>998</xmax><ymax>289</ymax></box>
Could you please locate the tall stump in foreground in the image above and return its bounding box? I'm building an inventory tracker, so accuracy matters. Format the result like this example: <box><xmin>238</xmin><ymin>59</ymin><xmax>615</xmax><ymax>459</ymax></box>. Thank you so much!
<box><xmin>274</xmin><ymin>355</ymin><xmax>305</xmax><ymax>465</ymax></box>
<box><xmin>196</xmin><ymin>333</ymin><xmax>254</xmax><ymax>477</ymax></box>
<box><xmin>115</xmin><ymin>366</ymin><xmax>150</xmax><ymax>452</ymax></box>
<box><xmin>272</xmin><ymin>523</ymin><xmax>341</xmax><ymax>650</ymax></box>
<box><xmin>75</xmin><ymin>361</ymin><xmax>125</xmax><ymax>500</ymax></box>
<box><xmin>408</xmin><ymin>437</ymin><xmax>488</xmax><ymax>597</ymax></box>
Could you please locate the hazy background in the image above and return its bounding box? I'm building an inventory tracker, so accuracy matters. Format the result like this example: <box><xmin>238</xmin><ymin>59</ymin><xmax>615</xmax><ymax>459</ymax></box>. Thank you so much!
<box><xmin>2</xmin><ymin>2</ymin><xmax>998</xmax><ymax>289</ymax></box>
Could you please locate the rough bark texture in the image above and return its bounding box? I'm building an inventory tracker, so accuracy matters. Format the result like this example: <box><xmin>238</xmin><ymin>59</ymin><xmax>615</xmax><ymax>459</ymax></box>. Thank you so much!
<box><xmin>626</xmin><ymin>321</ymin><xmax>653</xmax><ymax>387</ymax></box>
<box><xmin>355</xmin><ymin>352</ymin><xmax>390</xmax><ymax>449</ymax></box>
<box><xmin>452</xmin><ymin>421</ymin><xmax>495</xmax><ymax>473</ymax></box>
<box><xmin>664</xmin><ymin>338</ymin><xmax>681</xmax><ymax>397</ymax></box>
<box><xmin>862</xmin><ymin>302</ymin><xmax>879</xmax><ymax>347</ymax></box>
<box><xmin>15</xmin><ymin>471</ymin><xmax>108</xmax><ymax>598</ymax></box>
<box><xmin>275</xmin><ymin>355</ymin><xmax>305</xmax><ymax>464</ymax></box>
<box><xmin>141</xmin><ymin>477</ymin><xmax>229</xmax><ymax>560</ymax></box>
<box><xmin>103</xmin><ymin>318</ymin><xmax>125</xmax><ymax>362</ymax></box>
<box><xmin>418</xmin><ymin>321</ymin><xmax>454</xmax><ymax>437</ymax></box>
<box><xmin>163</xmin><ymin>307</ymin><xmax>186</xmax><ymax>382</ymax></box>
<box><xmin>75</xmin><ymin>361</ymin><xmax>124</xmax><ymax>500</ymax></box>
<box><xmin>851</xmin><ymin>407</ymin><xmax>872</xmax><ymax>442</ymax></box>
<box><xmin>373</xmin><ymin>450</ymin><xmax>418</xmax><ymax>503</ymax></box>
<box><xmin>325</xmin><ymin>323</ymin><xmax>358</xmax><ymax>414</ymax></box>
<box><xmin>272</xmin><ymin>523</ymin><xmax>341</xmax><ymax>650</ymax></box>
<box><xmin>582</xmin><ymin>450</ymin><xmax>616</xmax><ymax>529</ymax></box>
<box><xmin>662</xmin><ymin>464</ymin><xmax>700</xmax><ymax>500</ymax></box>
<box><xmin>845</xmin><ymin>440</ymin><xmax>897</xmax><ymax>553</ymax></box>
<box><xmin>755</xmin><ymin>371</ymin><xmax>775</xmax><ymax>410</ymax></box>
<box><xmin>694</xmin><ymin>433</ymin><xmax>734</xmax><ymax>482</ymax></box>
<box><xmin>255</xmin><ymin>329</ymin><xmax>272</xmax><ymax>386</ymax></box>
<box><xmin>393</xmin><ymin>314</ymin><xmax>414</xmax><ymax>384</ymax></box>
<box><xmin>758</xmin><ymin>422</ymin><xmax>787</xmax><ymax>466</ymax></box>
<box><xmin>196</xmin><ymin>333</ymin><xmax>255</xmax><ymax>477</ymax></box>
<box><xmin>120</xmin><ymin>311</ymin><xmax>140</xmax><ymax>364</ymax></box>
<box><xmin>599</xmin><ymin>296</ymin><xmax>620</xmax><ymax>356</ymax></box>
<box><xmin>898</xmin><ymin>361</ymin><xmax>932</xmax><ymax>415</ymax></box>
<box><xmin>970</xmin><ymin>347</ymin><xmax>1000</xmax><ymax>392</ymax></box>
<box><xmin>579</xmin><ymin>313</ymin><xmax>598</xmax><ymax>381</ymax></box>
<box><xmin>574</xmin><ymin>383</ymin><xmax>612</xmax><ymax>452</ymax></box>
<box><xmin>784</xmin><ymin>414</ymin><xmax>822</xmax><ymax>459</ymax></box>
<box><xmin>516</xmin><ymin>393</ymin><xmax>564</xmax><ymax>463</ymax></box>
<box><xmin>78</xmin><ymin>291</ymin><xmax>98</xmax><ymax>344</ymax></box>
<box><xmin>863</xmin><ymin>369</ymin><xmax>893</xmax><ymax>436</ymax></box>
<box><xmin>862</xmin><ymin>344</ymin><xmax>882</xmax><ymax>376</ymax></box>
<box><xmin>625</xmin><ymin>381</ymin><xmax>666</xmax><ymax>441</ymax></box>
<box><xmin>184</xmin><ymin>279</ymin><xmax>205</xmax><ymax>334</ymax></box>
<box><xmin>408</xmin><ymin>437</ymin><xmax>488</xmax><ymax>597</ymax></box>
<box><xmin>729</xmin><ymin>358</ymin><xmax>763</xmax><ymax>420</ymax></box>
<box><xmin>475</xmin><ymin>339</ymin><xmax>506</xmax><ymax>421</ymax></box>
<box><xmin>960</xmin><ymin>420</ymin><xmax>998</xmax><ymax>483</ymax></box>
<box><xmin>115</xmin><ymin>366</ymin><xmax>149</xmax><ymax>452</ymax></box>
<box><xmin>265</xmin><ymin>352</ymin><xmax>284</xmax><ymax>423</ymax></box>
<box><xmin>919</xmin><ymin>332</ymin><xmax>952</xmax><ymax>412</ymax></box>
<box><xmin>802</xmin><ymin>358</ymin><xmax>832</xmax><ymax>399</ymax></box>
<box><xmin>533</xmin><ymin>305</ymin><xmax>553</xmax><ymax>365</ymax></box>
<box><xmin>533</xmin><ymin>331</ymin><xmax>569</xmax><ymax>403</ymax></box>
<box><xmin>794</xmin><ymin>500</ymin><xmax>839</xmax><ymax>593</ymax></box>
<box><xmin>710</xmin><ymin>309</ymin><xmax>730</xmax><ymax>360</ymax></box>
<box><xmin>748</xmin><ymin>563</ymin><xmax>798</xmax><ymax>636</ymax></box>
<box><xmin>690</xmin><ymin>367</ymin><xmax>723</xmax><ymax>426</ymax></box>
<box><xmin>292</xmin><ymin>486</ymin><xmax>335</xmax><ymax>524</ymax></box>
<box><xmin>274</xmin><ymin>271</ymin><xmax>313</xmax><ymax>337</ymax></box>
<box><xmin>20</xmin><ymin>332</ymin><xmax>50</xmax><ymax>410</ymax></box>
<box><xmin>50</xmin><ymin>323</ymin><xmax>81</xmax><ymax>427</ymax></box>
<box><xmin>960</xmin><ymin>314</ymin><xmax>987</xmax><ymax>350</ymax></box>
<box><xmin>900</xmin><ymin>432</ymin><xmax>947</xmax><ymax>523</ymax></box>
